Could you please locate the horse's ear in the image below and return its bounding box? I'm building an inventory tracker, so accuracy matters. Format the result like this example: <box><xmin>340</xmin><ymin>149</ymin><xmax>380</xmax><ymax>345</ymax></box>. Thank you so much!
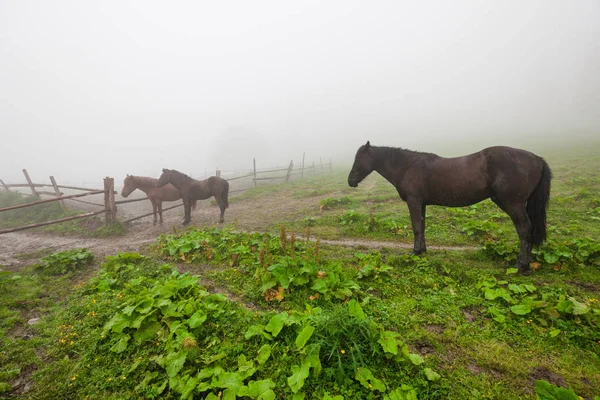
<box><xmin>365</xmin><ymin>141</ymin><xmax>370</xmax><ymax>148</ymax></box>
<box><xmin>162</xmin><ymin>168</ymin><xmax>167</xmax><ymax>172</ymax></box>
<box><xmin>127</xmin><ymin>174</ymin><xmax>130</xmax><ymax>177</ymax></box>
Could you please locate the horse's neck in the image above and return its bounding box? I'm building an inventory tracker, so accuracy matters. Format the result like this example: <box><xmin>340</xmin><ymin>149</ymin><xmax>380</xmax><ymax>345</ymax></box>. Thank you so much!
<box><xmin>372</xmin><ymin>147</ymin><xmax>411</xmax><ymax>183</ymax></box>
<box><xmin>172</xmin><ymin>174</ymin><xmax>194</xmax><ymax>190</ymax></box>
<box><xmin>133</xmin><ymin>177</ymin><xmax>158</xmax><ymax>193</ymax></box>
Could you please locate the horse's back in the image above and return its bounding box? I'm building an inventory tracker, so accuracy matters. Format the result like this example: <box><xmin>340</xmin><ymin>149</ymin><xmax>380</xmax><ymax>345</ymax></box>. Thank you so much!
<box><xmin>482</xmin><ymin>146</ymin><xmax>545</xmax><ymax>199</ymax></box>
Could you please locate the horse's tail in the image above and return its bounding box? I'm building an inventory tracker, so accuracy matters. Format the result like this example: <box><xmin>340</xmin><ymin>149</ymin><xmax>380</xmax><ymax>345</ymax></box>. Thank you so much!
<box><xmin>191</xmin><ymin>199</ymin><xmax>198</xmax><ymax>210</ymax></box>
<box><xmin>527</xmin><ymin>159</ymin><xmax>552</xmax><ymax>247</ymax></box>
<box><xmin>222</xmin><ymin>180</ymin><xmax>229</xmax><ymax>209</ymax></box>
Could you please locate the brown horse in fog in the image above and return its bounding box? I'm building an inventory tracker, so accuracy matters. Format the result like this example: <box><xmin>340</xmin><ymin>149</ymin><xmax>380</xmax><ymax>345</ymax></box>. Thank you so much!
<box><xmin>348</xmin><ymin>141</ymin><xmax>551</xmax><ymax>274</ymax></box>
<box><xmin>121</xmin><ymin>175</ymin><xmax>196</xmax><ymax>224</ymax></box>
<box><xmin>156</xmin><ymin>169</ymin><xmax>229</xmax><ymax>225</ymax></box>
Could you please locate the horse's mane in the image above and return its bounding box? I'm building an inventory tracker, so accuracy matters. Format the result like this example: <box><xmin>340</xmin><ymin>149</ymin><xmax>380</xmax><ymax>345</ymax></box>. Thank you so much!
<box><xmin>129</xmin><ymin>176</ymin><xmax>158</xmax><ymax>184</ymax></box>
<box><xmin>371</xmin><ymin>146</ymin><xmax>438</xmax><ymax>165</ymax></box>
<box><xmin>168</xmin><ymin>169</ymin><xmax>195</xmax><ymax>182</ymax></box>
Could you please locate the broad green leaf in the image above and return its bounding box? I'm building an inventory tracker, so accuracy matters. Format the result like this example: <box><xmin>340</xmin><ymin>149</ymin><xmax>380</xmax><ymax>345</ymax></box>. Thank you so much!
<box><xmin>214</xmin><ymin>372</ymin><xmax>244</xmax><ymax>391</ymax></box>
<box><xmin>266</xmin><ymin>312</ymin><xmax>289</xmax><ymax>337</ymax></box>
<box><xmin>165</xmin><ymin>350</ymin><xmax>187</xmax><ymax>377</ymax></box>
<box><xmin>569</xmin><ymin>297</ymin><xmax>589</xmax><ymax>315</ymax></box>
<box><xmin>384</xmin><ymin>385</ymin><xmax>418</xmax><ymax>400</ymax></box>
<box><xmin>245</xmin><ymin>325</ymin><xmax>267</xmax><ymax>339</ymax></box>
<box><xmin>348</xmin><ymin>299</ymin><xmax>366</xmax><ymax>320</ymax></box>
<box><xmin>287</xmin><ymin>363</ymin><xmax>310</xmax><ymax>393</ymax></box>
<box><xmin>237</xmin><ymin>354</ymin><xmax>256</xmax><ymax>380</ymax></box>
<box><xmin>424</xmin><ymin>368</ymin><xmax>441</xmax><ymax>381</ymax></box>
<box><xmin>506</xmin><ymin>268</ymin><xmax>519</xmax><ymax>275</ymax></box>
<box><xmin>510</xmin><ymin>304</ymin><xmax>532</xmax><ymax>315</ymax></box>
<box><xmin>110</xmin><ymin>334</ymin><xmax>130</xmax><ymax>353</ymax></box>
<box><xmin>188</xmin><ymin>309</ymin><xmax>207</xmax><ymax>328</ymax></box>
<box><xmin>549</xmin><ymin>329</ymin><xmax>561</xmax><ymax>337</ymax></box>
<box><xmin>534</xmin><ymin>379</ymin><xmax>579</xmax><ymax>400</ymax></box>
<box><xmin>355</xmin><ymin>367</ymin><xmax>386</xmax><ymax>392</ymax></box>
<box><xmin>408</xmin><ymin>353</ymin><xmax>424</xmax><ymax>365</ymax></box>
<box><xmin>180</xmin><ymin>375</ymin><xmax>198</xmax><ymax>400</ymax></box>
<box><xmin>378</xmin><ymin>331</ymin><xmax>399</xmax><ymax>355</ymax></box>
<box><xmin>292</xmin><ymin>393</ymin><xmax>306</xmax><ymax>400</ymax></box>
<box><xmin>295</xmin><ymin>326</ymin><xmax>315</xmax><ymax>350</ymax></box>
<box><xmin>133</xmin><ymin>320</ymin><xmax>161</xmax><ymax>342</ymax></box>
<box><xmin>323</xmin><ymin>393</ymin><xmax>345</xmax><ymax>400</ymax></box>
<box><xmin>508</xmin><ymin>284</ymin><xmax>526</xmax><ymax>294</ymax></box>
<box><xmin>203</xmin><ymin>352</ymin><xmax>227</xmax><ymax>365</ymax></box>
<box><xmin>238</xmin><ymin>379</ymin><xmax>276</xmax><ymax>400</ymax></box>
<box><xmin>256</xmin><ymin>344</ymin><xmax>272</xmax><ymax>365</ymax></box>
<box><xmin>135</xmin><ymin>298</ymin><xmax>154</xmax><ymax>314</ymax></box>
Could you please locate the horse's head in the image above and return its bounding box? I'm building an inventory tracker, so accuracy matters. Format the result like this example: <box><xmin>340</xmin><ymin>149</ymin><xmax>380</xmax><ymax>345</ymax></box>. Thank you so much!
<box><xmin>121</xmin><ymin>174</ymin><xmax>136</xmax><ymax>197</ymax></box>
<box><xmin>348</xmin><ymin>141</ymin><xmax>375</xmax><ymax>187</ymax></box>
<box><xmin>156</xmin><ymin>169</ymin><xmax>172</xmax><ymax>187</ymax></box>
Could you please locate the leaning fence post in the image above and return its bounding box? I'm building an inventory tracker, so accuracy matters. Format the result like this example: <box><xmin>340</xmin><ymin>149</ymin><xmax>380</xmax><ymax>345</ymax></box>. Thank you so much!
<box><xmin>104</xmin><ymin>177</ymin><xmax>116</xmax><ymax>225</ymax></box>
<box><xmin>285</xmin><ymin>160</ymin><xmax>294</xmax><ymax>182</ymax></box>
<box><xmin>22</xmin><ymin>169</ymin><xmax>39</xmax><ymax>197</ymax></box>
<box><xmin>0</xmin><ymin>179</ymin><xmax>9</xmax><ymax>192</ymax></box>
<box><xmin>49</xmin><ymin>176</ymin><xmax>65</xmax><ymax>211</ymax></box>
<box><xmin>253</xmin><ymin>158</ymin><xmax>257</xmax><ymax>188</ymax></box>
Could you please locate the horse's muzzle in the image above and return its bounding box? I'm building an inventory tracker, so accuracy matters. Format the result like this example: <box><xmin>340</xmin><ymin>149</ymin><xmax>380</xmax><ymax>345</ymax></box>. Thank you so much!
<box><xmin>348</xmin><ymin>178</ymin><xmax>358</xmax><ymax>188</ymax></box>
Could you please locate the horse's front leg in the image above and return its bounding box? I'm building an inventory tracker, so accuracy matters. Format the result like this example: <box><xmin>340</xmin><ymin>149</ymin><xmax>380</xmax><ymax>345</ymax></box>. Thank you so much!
<box><xmin>407</xmin><ymin>199</ymin><xmax>426</xmax><ymax>255</ymax></box>
<box><xmin>150</xmin><ymin>199</ymin><xmax>158</xmax><ymax>225</ymax></box>
<box><xmin>158</xmin><ymin>201</ymin><xmax>164</xmax><ymax>224</ymax></box>
<box><xmin>182</xmin><ymin>198</ymin><xmax>192</xmax><ymax>225</ymax></box>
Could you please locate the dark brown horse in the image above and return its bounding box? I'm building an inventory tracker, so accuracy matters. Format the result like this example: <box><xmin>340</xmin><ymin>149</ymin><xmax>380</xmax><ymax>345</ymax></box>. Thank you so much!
<box><xmin>156</xmin><ymin>169</ymin><xmax>229</xmax><ymax>225</ymax></box>
<box><xmin>121</xmin><ymin>175</ymin><xmax>197</xmax><ymax>224</ymax></box>
<box><xmin>348</xmin><ymin>141</ymin><xmax>551</xmax><ymax>274</ymax></box>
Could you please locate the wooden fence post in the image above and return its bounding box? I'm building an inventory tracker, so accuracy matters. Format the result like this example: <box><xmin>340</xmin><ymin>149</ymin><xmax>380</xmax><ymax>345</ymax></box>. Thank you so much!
<box><xmin>22</xmin><ymin>169</ymin><xmax>39</xmax><ymax>197</ymax></box>
<box><xmin>216</xmin><ymin>168</ymin><xmax>221</xmax><ymax>177</ymax></box>
<box><xmin>253</xmin><ymin>158</ymin><xmax>257</xmax><ymax>188</ymax></box>
<box><xmin>49</xmin><ymin>176</ymin><xmax>65</xmax><ymax>211</ymax></box>
<box><xmin>0</xmin><ymin>179</ymin><xmax>9</xmax><ymax>192</ymax></box>
<box><xmin>301</xmin><ymin>152</ymin><xmax>305</xmax><ymax>179</ymax></box>
<box><xmin>285</xmin><ymin>160</ymin><xmax>294</xmax><ymax>182</ymax></box>
<box><xmin>104</xmin><ymin>177</ymin><xmax>116</xmax><ymax>225</ymax></box>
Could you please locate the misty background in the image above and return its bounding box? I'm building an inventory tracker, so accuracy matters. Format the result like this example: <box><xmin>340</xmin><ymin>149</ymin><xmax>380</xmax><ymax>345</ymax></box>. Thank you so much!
<box><xmin>1</xmin><ymin>1</ymin><xmax>599</xmax><ymax>186</ymax></box>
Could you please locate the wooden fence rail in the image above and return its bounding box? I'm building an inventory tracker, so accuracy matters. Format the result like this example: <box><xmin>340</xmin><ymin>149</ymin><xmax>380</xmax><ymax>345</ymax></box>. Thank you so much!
<box><xmin>0</xmin><ymin>173</ymin><xmax>117</xmax><ymax>235</ymax></box>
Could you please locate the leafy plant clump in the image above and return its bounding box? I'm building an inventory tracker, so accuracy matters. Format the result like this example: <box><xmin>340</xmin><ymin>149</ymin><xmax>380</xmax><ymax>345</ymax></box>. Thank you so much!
<box><xmin>36</xmin><ymin>248</ymin><xmax>95</xmax><ymax>275</ymax></box>
<box><xmin>320</xmin><ymin>196</ymin><xmax>353</xmax><ymax>210</ymax></box>
<box><xmin>30</xmin><ymin>252</ymin><xmax>440</xmax><ymax>399</ymax></box>
<box><xmin>477</xmin><ymin>273</ymin><xmax>600</xmax><ymax>346</ymax></box>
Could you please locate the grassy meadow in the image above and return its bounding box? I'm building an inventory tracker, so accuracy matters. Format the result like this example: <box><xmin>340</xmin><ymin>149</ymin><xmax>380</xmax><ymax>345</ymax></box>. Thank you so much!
<box><xmin>1</xmin><ymin>143</ymin><xmax>599</xmax><ymax>399</ymax></box>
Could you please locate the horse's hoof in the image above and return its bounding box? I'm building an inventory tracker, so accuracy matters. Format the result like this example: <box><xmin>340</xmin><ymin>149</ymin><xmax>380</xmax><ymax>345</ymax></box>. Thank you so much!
<box><xmin>219</xmin><ymin>219</ymin><xmax>224</xmax><ymax>224</ymax></box>
<box><xmin>518</xmin><ymin>267</ymin><xmax>532</xmax><ymax>276</ymax></box>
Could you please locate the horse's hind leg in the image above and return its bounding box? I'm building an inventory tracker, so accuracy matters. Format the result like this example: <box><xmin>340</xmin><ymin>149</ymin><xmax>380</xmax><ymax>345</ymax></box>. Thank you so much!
<box><xmin>505</xmin><ymin>202</ymin><xmax>533</xmax><ymax>275</ymax></box>
<box><xmin>216</xmin><ymin>196</ymin><xmax>226</xmax><ymax>223</ymax></box>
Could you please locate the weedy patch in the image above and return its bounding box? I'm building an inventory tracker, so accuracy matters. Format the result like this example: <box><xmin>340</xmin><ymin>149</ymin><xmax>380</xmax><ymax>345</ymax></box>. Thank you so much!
<box><xmin>36</xmin><ymin>248</ymin><xmax>95</xmax><ymax>276</ymax></box>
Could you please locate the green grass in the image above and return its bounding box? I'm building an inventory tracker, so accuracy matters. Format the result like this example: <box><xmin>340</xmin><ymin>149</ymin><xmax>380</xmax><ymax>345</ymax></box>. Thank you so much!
<box><xmin>1</xmin><ymin>144</ymin><xmax>599</xmax><ymax>399</ymax></box>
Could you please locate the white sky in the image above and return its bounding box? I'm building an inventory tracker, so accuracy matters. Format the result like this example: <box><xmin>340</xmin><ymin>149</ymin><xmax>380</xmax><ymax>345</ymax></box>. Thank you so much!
<box><xmin>1</xmin><ymin>1</ymin><xmax>599</xmax><ymax>184</ymax></box>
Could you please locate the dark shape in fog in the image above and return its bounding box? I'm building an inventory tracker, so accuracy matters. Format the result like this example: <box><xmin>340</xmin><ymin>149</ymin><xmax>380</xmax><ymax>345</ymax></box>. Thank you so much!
<box><xmin>348</xmin><ymin>141</ymin><xmax>551</xmax><ymax>274</ymax></box>
<box><xmin>156</xmin><ymin>169</ymin><xmax>229</xmax><ymax>225</ymax></box>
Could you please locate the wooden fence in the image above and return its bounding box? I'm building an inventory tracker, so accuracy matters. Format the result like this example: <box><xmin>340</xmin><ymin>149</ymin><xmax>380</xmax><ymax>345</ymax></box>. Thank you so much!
<box><xmin>1</xmin><ymin>154</ymin><xmax>333</xmax><ymax>229</ymax></box>
<box><xmin>0</xmin><ymin>169</ymin><xmax>117</xmax><ymax>235</ymax></box>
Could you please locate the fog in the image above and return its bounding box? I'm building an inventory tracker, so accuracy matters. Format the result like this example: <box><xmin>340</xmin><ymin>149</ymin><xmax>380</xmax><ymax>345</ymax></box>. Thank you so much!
<box><xmin>1</xmin><ymin>1</ymin><xmax>599</xmax><ymax>185</ymax></box>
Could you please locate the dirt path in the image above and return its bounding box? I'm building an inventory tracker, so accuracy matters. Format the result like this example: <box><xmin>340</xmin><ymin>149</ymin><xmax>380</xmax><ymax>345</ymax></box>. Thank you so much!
<box><xmin>0</xmin><ymin>188</ymin><xmax>476</xmax><ymax>268</ymax></box>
